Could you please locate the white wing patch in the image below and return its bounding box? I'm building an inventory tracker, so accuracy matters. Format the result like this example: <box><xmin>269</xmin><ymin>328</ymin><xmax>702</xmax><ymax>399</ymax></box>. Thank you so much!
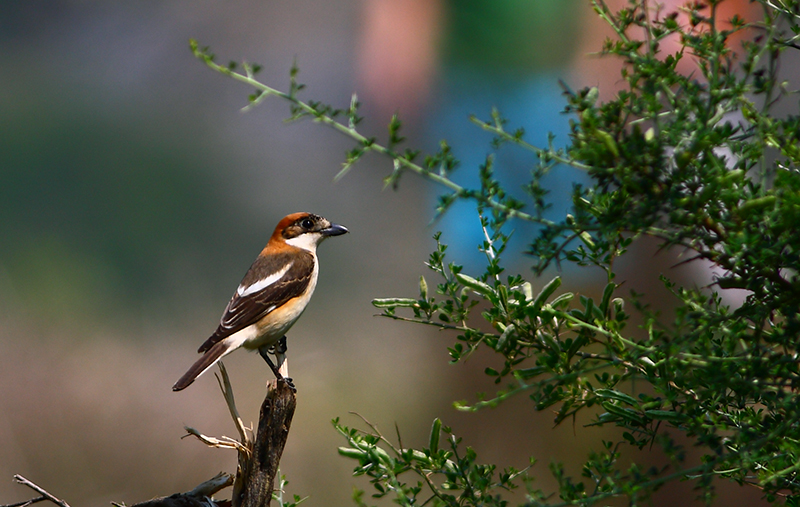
<box><xmin>237</xmin><ymin>262</ymin><xmax>293</xmax><ymax>297</ymax></box>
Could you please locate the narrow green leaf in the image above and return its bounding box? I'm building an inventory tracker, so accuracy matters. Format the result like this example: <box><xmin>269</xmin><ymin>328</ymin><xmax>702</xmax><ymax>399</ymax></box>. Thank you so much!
<box><xmin>549</xmin><ymin>292</ymin><xmax>574</xmax><ymax>307</ymax></box>
<box><xmin>338</xmin><ymin>447</ymin><xmax>366</xmax><ymax>459</ymax></box>
<box><xmin>599</xmin><ymin>282</ymin><xmax>616</xmax><ymax>315</ymax></box>
<box><xmin>531</xmin><ymin>276</ymin><xmax>562</xmax><ymax>311</ymax></box>
<box><xmin>372</xmin><ymin>298</ymin><xmax>418</xmax><ymax>308</ymax></box>
<box><xmin>516</xmin><ymin>365</ymin><xmax>547</xmax><ymax>380</ymax></box>
<box><xmin>455</xmin><ymin>272</ymin><xmax>495</xmax><ymax>297</ymax></box>
<box><xmin>583</xmin><ymin>297</ymin><xmax>595</xmax><ymax>321</ymax></box>
<box><xmin>429</xmin><ymin>418</ymin><xmax>442</xmax><ymax>454</ymax></box>
<box><xmin>644</xmin><ymin>410</ymin><xmax>685</xmax><ymax>423</ymax></box>
<box><xmin>595</xmin><ymin>389</ymin><xmax>638</xmax><ymax>406</ymax></box>
<box><xmin>601</xmin><ymin>401</ymin><xmax>645</xmax><ymax>425</ymax></box>
<box><xmin>495</xmin><ymin>324</ymin><xmax>515</xmax><ymax>351</ymax></box>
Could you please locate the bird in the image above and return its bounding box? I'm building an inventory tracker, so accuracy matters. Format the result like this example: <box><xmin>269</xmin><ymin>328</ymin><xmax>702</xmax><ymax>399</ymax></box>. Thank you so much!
<box><xmin>172</xmin><ymin>212</ymin><xmax>348</xmax><ymax>391</ymax></box>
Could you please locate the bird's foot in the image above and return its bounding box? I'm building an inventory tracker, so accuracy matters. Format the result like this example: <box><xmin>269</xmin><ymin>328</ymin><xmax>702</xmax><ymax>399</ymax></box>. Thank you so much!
<box><xmin>258</xmin><ymin>344</ymin><xmax>294</xmax><ymax>391</ymax></box>
<box><xmin>280</xmin><ymin>376</ymin><xmax>297</xmax><ymax>392</ymax></box>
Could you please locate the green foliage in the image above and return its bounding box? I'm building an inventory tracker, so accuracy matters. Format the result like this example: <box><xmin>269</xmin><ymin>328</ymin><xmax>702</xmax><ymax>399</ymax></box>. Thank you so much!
<box><xmin>273</xmin><ymin>475</ymin><xmax>308</xmax><ymax>507</ymax></box>
<box><xmin>193</xmin><ymin>0</ymin><xmax>800</xmax><ymax>504</ymax></box>
<box><xmin>334</xmin><ymin>416</ymin><xmax>541</xmax><ymax>507</ymax></box>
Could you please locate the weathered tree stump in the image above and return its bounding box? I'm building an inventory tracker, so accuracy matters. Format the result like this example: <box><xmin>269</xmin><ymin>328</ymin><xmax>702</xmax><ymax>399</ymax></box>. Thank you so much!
<box><xmin>232</xmin><ymin>379</ymin><xmax>296</xmax><ymax>507</ymax></box>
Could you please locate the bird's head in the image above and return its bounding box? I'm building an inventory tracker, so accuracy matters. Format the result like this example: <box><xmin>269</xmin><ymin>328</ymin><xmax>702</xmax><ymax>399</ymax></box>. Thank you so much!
<box><xmin>271</xmin><ymin>212</ymin><xmax>348</xmax><ymax>252</ymax></box>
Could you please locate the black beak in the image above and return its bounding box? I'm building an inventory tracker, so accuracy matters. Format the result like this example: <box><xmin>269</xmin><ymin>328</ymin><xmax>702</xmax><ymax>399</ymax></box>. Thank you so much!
<box><xmin>322</xmin><ymin>223</ymin><xmax>349</xmax><ymax>237</ymax></box>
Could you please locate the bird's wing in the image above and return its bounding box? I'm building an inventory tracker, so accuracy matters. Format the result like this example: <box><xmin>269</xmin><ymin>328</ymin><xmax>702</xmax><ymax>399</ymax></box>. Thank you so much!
<box><xmin>197</xmin><ymin>250</ymin><xmax>315</xmax><ymax>353</ymax></box>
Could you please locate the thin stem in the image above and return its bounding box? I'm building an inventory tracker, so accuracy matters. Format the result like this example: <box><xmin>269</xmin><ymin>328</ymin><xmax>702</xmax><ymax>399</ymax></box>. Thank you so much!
<box><xmin>10</xmin><ymin>477</ymin><xmax>71</xmax><ymax>507</ymax></box>
<box><xmin>469</xmin><ymin>115</ymin><xmax>593</xmax><ymax>172</ymax></box>
<box><xmin>191</xmin><ymin>42</ymin><xmax>545</xmax><ymax>225</ymax></box>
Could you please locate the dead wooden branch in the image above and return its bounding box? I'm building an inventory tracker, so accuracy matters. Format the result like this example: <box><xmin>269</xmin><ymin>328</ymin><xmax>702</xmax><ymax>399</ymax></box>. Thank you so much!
<box><xmin>3</xmin><ymin>362</ymin><xmax>296</xmax><ymax>507</ymax></box>
<box><xmin>1</xmin><ymin>475</ymin><xmax>72</xmax><ymax>507</ymax></box>
<box><xmin>127</xmin><ymin>472</ymin><xmax>234</xmax><ymax>507</ymax></box>
<box><xmin>232</xmin><ymin>379</ymin><xmax>296</xmax><ymax>507</ymax></box>
<box><xmin>185</xmin><ymin>363</ymin><xmax>297</xmax><ymax>507</ymax></box>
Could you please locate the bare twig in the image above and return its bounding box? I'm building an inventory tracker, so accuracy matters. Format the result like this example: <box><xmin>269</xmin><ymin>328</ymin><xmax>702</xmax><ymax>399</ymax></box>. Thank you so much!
<box><xmin>2</xmin><ymin>476</ymin><xmax>71</xmax><ymax>507</ymax></box>
<box><xmin>215</xmin><ymin>362</ymin><xmax>251</xmax><ymax>446</ymax></box>
<box><xmin>1</xmin><ymin>496</ymin><xmax>48</xmax><ymax>507</ymax></box>
<box><xmin>183</xmin><ymin>426</ymin><xmax>250</xmax><ymax>455</ymax></box>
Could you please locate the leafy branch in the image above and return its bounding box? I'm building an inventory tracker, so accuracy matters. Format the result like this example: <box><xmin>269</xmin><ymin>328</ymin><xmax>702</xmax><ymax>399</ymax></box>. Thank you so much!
<box><xmin>189</xmin><ymin>40</ymin><xmax>545</xmax><ymax>226</ymax></box>
<box><xmin>192</xmin><ymin>0</ymin><xmax>800</xmax><ymax>504</ymax></box>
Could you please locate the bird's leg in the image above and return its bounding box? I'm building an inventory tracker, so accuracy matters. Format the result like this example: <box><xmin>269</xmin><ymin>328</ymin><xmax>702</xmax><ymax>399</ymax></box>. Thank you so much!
<box><xmin>274</xmin><ymin>337</ymin><xmax>289</xmax><ymax>382</ymax></box>
<box><xmin>267</xmin><ymin>336</ymin><xmax>289</xmax><ymax>374</ymax></box>
<box><xmin>275</xmin><ymin>336</ymin><xmax>288</xmax><ymax>355</ymax></box>
<box><xmin>258</xmin><ymin>342</ymin><xmax>296</xmax><ymax>392</ymax></box>
<box><xmin>257</xmin><ymin>346</ymin><xmax>282</xmax><ymax>377</ymax></box>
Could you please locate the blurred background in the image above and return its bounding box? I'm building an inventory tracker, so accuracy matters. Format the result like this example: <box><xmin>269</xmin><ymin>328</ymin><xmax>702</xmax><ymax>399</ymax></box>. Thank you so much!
<box><xmin>0</xmin><ymin>1</ymin><xmax>772</xmax><ymax>506</ymax></box>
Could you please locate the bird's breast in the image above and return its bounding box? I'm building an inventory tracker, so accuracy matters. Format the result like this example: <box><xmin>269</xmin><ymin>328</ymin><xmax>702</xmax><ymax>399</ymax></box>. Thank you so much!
<box><xmin>242</xmin><ymin>260</ymin><xmax>319</xmax><ymax>350</ymax></box>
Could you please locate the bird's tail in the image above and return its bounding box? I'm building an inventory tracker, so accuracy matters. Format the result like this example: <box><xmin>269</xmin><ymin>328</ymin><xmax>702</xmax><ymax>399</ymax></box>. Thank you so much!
<box><xmin>172</xmin><ymin>340</ymin><xmax>235</xmax><ymax>391</ymax></box>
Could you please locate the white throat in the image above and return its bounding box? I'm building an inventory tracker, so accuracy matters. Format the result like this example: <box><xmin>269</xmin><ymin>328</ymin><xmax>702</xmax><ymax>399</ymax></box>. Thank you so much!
<box><xmin>285</xmin><ymin>232</ymin><xmax>322</xmax><ymax>252</ymax></box>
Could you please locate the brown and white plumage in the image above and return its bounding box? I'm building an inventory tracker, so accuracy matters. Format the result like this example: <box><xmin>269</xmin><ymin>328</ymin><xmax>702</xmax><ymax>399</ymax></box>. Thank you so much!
<box><xmin>172</xmin><ymin>212</ymin><xmax>347</xmax><ymax>391</ymax></box>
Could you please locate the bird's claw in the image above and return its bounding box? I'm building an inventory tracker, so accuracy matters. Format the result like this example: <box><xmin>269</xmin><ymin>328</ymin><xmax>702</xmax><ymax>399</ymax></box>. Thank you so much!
<box><xmin>280</xmin><ymin>376</ymin><xmax>296</xmax><ymax>392</ymax></box>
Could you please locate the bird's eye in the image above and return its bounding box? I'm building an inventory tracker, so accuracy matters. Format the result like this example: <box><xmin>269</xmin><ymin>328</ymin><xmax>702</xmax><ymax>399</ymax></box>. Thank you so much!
<box><xmin>301</xmin><ymin>218</ymin><xmax>314</xmax><ymax>230</ymax></box>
